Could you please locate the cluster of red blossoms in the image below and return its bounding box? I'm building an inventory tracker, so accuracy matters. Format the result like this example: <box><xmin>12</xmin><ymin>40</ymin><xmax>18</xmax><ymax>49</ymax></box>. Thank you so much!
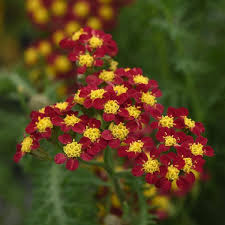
<box><xmin>16</xmin><ymin>27</ymin><xmax>214</xmax><ymax>193</ymax></box>
<box><xmin>25</xmin><ymin>0</ymin><xmax>131</xmax><ymax>96</ymax></box>
<box><xmin>26</xmin><ymin>0</ymin><xmax>133</xmax><ymax>32</ymax></box>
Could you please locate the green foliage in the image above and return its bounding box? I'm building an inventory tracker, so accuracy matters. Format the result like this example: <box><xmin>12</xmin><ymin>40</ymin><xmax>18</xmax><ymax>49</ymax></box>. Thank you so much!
<box><xmin>23</xmin><ymin>159</ymin><xmax>100</xmax><ymax>225</ymax></box>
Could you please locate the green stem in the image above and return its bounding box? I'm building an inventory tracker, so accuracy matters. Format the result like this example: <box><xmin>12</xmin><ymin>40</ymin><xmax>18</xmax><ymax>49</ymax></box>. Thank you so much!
<box><xmin>136</xmin><ymin>181</ymin><xmax>148</xmax><ymax>225</ymax></box>
<box><xmin>103</xmin><ymin>147</ymin><xmax>126</xmax><ymax>205</ymax></box>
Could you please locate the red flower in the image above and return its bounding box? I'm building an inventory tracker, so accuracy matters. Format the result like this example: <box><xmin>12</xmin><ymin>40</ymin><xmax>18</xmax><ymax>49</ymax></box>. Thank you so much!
<box><xmin>132</xmin><ymin>151</ymin><xmax>160</xmax><ymax>185</ymax></box>
<box><xmin>181</xmin><ymin>136</ymin><xmax>214</xmax><ymax>157</ymax></box>
<box><xmin>14</xmin><ymin>135</ymin><xmax>40</xmax><ymax>163</ymax></box>
<box><xmin>52</xmin><ymin>111</ymin><xmax>87</xmax><ymax>133</ymax></box>
<box><xmin>118</xmin><ymin>136</ymin><xmax>154</xmax><ymax>159</ymax></box>
<box><xmin>156</xmin><ymin>127</ymin><xmax>187</xmax><ymax>152</ymax></box>
<box><xmin>80</xmin><ymin>86</ymin><xmax>109</xmax><ymax>109</ymax></box>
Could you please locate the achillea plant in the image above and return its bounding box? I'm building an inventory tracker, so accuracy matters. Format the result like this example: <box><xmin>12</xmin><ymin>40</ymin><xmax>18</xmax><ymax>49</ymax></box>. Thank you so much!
<box><xmin>15</xmin><ymin>27</ymin><xmax>214</xmax><ymax>224</ymax></box>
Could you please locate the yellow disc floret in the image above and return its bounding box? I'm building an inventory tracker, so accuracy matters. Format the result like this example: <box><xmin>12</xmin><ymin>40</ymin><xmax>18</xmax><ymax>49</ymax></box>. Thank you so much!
<box><xmin>84</xmin><ymin>127</ymin><xmax>101</xmax><ymax>142</ymax></box>
<box><xmin>159</xmin><ymin>116</ymin><xmax>174</xmax><ymax>128</ymax></box>
<box><xmin>21</xmin><ymin>136</ymin><xmax>33</xmax><ymax>153</ymax></box>
<box><xmin>109</xmin><ymin>60</ymin><xmax>118</xmax><ymax>71</ymax></box>
<box><xmin>183</xmin><ymin>158</ymin><xmax>193</xmax><ymax>173</ymax></box>
<box><xmin>99</xmin><ymin>5</ymin><xmax>113</xmax><ymax>20</ymax></box>
<box><xmin>51</xmin><ymin>0</ymin><xmax>67</xmax><ymax>16</ymax></box>
<box><xmin>78</xmin><ymin>53</ymin><xmax>94</xmax><ymax>67</ymax></box>
<box><xmin>152</xmin><ymin>196</ymin><xmax>170</xmax><ymax>211</ymax></box>
<box><xmin>55</xmin><ymin>102</ymin><xmax>68</xmax><ymax>111</ymax></box>
<box><xmin>109</xmin><ymin>122</ymin><xmax>129</xmax><ymax>141</ymax></box>
<box><xmin>143</xmin><ymin>157</ymin><xmax>160</xmax><ymax>174</ymax></box>
<box><xmin>126</xmin><ymin>106</ymin><xmax>141</xmax><ymax>119</ymax></box>
<box><xmin>99</xmin><ymin>70</ymin><xmax>115</xmax><ymax>82</ymax></box>
<box><xmin>113</xmin><ymin>85</ymin><xmax>128</xmax><ymax>96</ymax></box>
<box><xmin>87</xmin><ymin>17</ymin><xmax>102</xmax><ymax>30</ymax></box>
<box><xmin>55</xmin><ymin>56</ymin><xmax>71</xmax><ymax>72</ymax></box>
<box><xmin>24</xmin><ymin>47</ymin><xmax>38</xmax><ymax>65</ymax></box>
<box><xmin>164</xmin><ymin>136</ymin><xmax>177</xmax><ymax>147</ymax></box>
<box><xmin>89</xmin><ymin>36</ymin><xmax>103</xmax><ymax>48</ymax></box>
<box><xmin>141</xmin><ymin>92</ymin><xmax>157</xmax><ymax>106</ymax></box>
<box><xmin>26</xmin><ymin>0</ymin><xmax>42</xmax><ymax>12</ymax></box>
<box><xmin>72</xmin><ymin>28</ymin><xmax>84</xmax><ymax>41</ymax></box>
<box><xmin>133</xmin><ymin>74</ymin><xmax>149</xmax><ymax>84</ymax></box>
<box><xmin>65</xmin><ymin>21</ymin><xmax>80</xmax><ymax>35</ymax></box>
<box><xmin>128</xmin><ymin>140</ymin><xmax>144</xmax><ymax>153</ymax></box>
<box><xmin>63</xmin><ymin>141</ymin><xmax>82</xmax><ymax>158</ymax></box>
<box><xmin>184</xmin><ymin>116</ymin><xmax>195</xmax><ymax>129</ymax></box>
<box><xmin>64</xmin><ymin>114</ymin><xmax>81</xmax><ymax>126</ymax></box>
<box><xmin>36</xmin><ymin>117</ymin><xmax>53</xmax><ymax>133</ymax></box>
<box><xmin>53</xmin><ymin>30</ymin><xmax>65</xmax><ymax>45</ymax></box>
<box><xmin>39</xmin><ymin>41</ymin><xmax>52</xmax><ymax>56</ymax></box>
<box><xmin>73</xmin><ymin>1</ymin><xmax>90</xmax><ymax>17</ymax></box>
<box><xmin>104</xmin><ymin>100</ymin><xmax>119</xmax><ymax>114</ymax></box>
<box><xmin>190</xmin><ymin>143</ymin><xmax>203</xmax><ymax>156</ymax></box>
<box><xmin>33</xmin><ymin>7</ymin><xmax>49</xmax><ymax>24</ymax></box>
<box><xmin>90</xmin><ymin>89</ymin><xmax>106</xmax><ymax>100</ymax></box>
<box><xmin>74</xmin><ymin>90</ymin><xmax>85</xmax><ymax>104</ymax></box>
<box><xmin>166</xmin><ymin>165</ymin><xmax>180</xmax><ymax>181</ymax></box>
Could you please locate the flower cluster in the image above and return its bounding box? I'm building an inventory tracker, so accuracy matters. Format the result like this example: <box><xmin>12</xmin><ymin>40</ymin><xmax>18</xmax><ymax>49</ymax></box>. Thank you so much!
<box><xmin>26</xmin><ymin>0</ymin><xmax>133</xmax><ymax>32</ymax></box>
<box><xmin>16</xmin><ymin>27</ymin><xmax>214</xmax><ymax>194</ymax></box>
<box><xmin>24</xmin><ymin>39</ymin><xmax>78</xmax><ymax>96</ymax></box>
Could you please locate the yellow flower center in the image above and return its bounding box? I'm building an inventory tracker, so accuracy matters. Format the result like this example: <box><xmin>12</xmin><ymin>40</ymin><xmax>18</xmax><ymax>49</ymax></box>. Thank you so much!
<box><xmin>109</xmin><ymin>60</ymin><xmax>118</xmax><ymax>71</ymax></box>
<box><xmin>99</xmin><ymin>70</ymin><xmax>115</xmax><ymax>82</ymax></box>
<box><xmin>113</xmin><ymin>85</ymin><xmax>128</xmax><ymax>96</ymax></box>
<box><xmin>26</xmin><ymin>0</ymin><xmax>41</xmax><ymax>12</ymax></box>
<box><xmin>141</xmin><ymin>92</ymin><xmax>157</xmax><ymax>106</ymax></box>
<box><xmin>152</xmin><ymin>196</ymin><xmax>170</xmax><ymax>211</ymax></box>
<box><xmin>64</xmin><ymin>115</ymin><xmax>80</xmax><ymax>126</ymax></box>
<box><xmin>39</xmin><ymin>41</ymin><xmax>52</xmax><ymax>56</ymax></box>
<box><xmin>33</xmin><ymin>7</ymin><xmax>49</xmax><ymax>24</ymax></box>
<box><xmin>72</xmin><ymin>28</ymin><xmax>84</xmax><ymax>41</ymax></box>
<box><xmin>159</xmin><ymin>116</ymin><xmax>174</xmax><ymax>128</ymax></box>
<box><xmin>78</xmin><ymin>53</ymin><xmax>94</xmax><ymax>67</ymax></box>
<box><xmin>99</xmin><ymin>5</ymin><xmax>113</xmax><ymax>20</ymax></box>
<box><xmin>74</xmin><ymin>90</ymin><xmax>84</xmax><ymax>104</ymax></box>
<box><xmin>39</xmin><ymin>107</ymin><xmax>45</xmax><ymax>113</ymax></box>
<box><xmin>51</xmin><ymin>0</ymin><xmax>67</xmax><ymax>16</ymax></box>
<box><xmin>89</xmin><ymin>36</ymin><xmax>103</xmax><ymax>48</ymax></box>
<box><xmin>128</xmin><ymin>140</ymin><xmax>144</xmax><ymax>153</ymax></box>
<box><xmin>164</xmin><ymin>135</ymin><xmax>177</xmax><ymax>147</ymax></box>
<box><xmin>21</xmin><ymin>136</ymin><xmax>33</xmax><ymax>153</ymax></box>
<box><xmin>109</xmin><ymin>122</ymin><xmax>129</xmax><ymax>141</ymax></box>
<box><xmin>183</xmin><ymin>158</ymin><xmax>193</xmax><ymax>173</ymax></box>
<box><xmin>190</xmin><ymin>143</ymin><xmax>203</xmax><ymax>156</ymax></box>
<box><xmin>24</xmin><ymin>47</ymin><xmax>38</xmax><ymax>65</ymax></box>
<box><xmin>55</xmin><ymin>102</ymin><xmax>68</xmax><ymax>111</ymax></box>
<box><xmin>55</xmin><ymin>56</ymin><xmax>71</xmax><ymax>72</ymax></box>
<box><xmin>65</xmin><ymin>21</ymin><xmax>80</xmax><ymax>35</ymax></box>
<box><xmin>53</xmin><ymin>30</ymin><xmax>65</xmax><ymax>45</ymax></box>
<box><xmin>83</xmin><ymin>128</ymin><xmax>101</xmax><ymax>142</ymax></box>
<box><xmin>73</xmin><ymin>1</ymin><xmax>90</xmax><ymax>17</ymax></box>
<box><xmin>63</xmin><ymin>141</ymin><xmax>82</xmax><ymax>158</ymax></box>
<box><xmin>133</xmin><ymin>75</ymin><xmax>149</xmax><ymax>84</ymax></box>
<box><xmin>166</xmin><ymin>165</ymin><xmax>180</xmax><ymax>181</ymax></box>
<box><xmin>126</xmin><ymin>106</ymin><xmax>141</xmax><ymax>119</ymax></box>
<box><xmin>87</xmin><ymin>17</ymin><xmax>102</xmax><ymax>30</ymax></box>
<box><xmin>143</xmin><ymin>157</ymin><xmax>160</xmax><ymax>173</ymax></box>
<box><xmin>90</xmin><ymin>89</ymin><xmax>106</xmax><ymax>100</ymax></box>
<box><xmin>36</xmin><ymin>117</ymin><xmax>53</xmax><ymax>133</ymax></box>
<box><xmin>104</xmin><ymin>100</ymin><xmax>120</xmax><ymax>114</ymax></box>
<box><xmin>184</xmin><ymin>116</ymin><xmax>195</xmax><ymax>129</ymax></box>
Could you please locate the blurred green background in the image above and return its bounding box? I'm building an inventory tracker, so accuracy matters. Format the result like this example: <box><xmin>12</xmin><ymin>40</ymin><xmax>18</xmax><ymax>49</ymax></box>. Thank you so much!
<box><xmin>0</xmin><ymin>0</ymin><xmax>225</xmax><ymax>225</ymax></box>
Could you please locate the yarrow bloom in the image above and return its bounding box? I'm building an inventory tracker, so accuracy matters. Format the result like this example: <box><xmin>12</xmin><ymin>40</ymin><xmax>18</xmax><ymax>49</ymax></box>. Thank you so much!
<box><xmin>16</xmin><ymin>27</ymin><xmax>214</xmax><ymax>194</ymax></box>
